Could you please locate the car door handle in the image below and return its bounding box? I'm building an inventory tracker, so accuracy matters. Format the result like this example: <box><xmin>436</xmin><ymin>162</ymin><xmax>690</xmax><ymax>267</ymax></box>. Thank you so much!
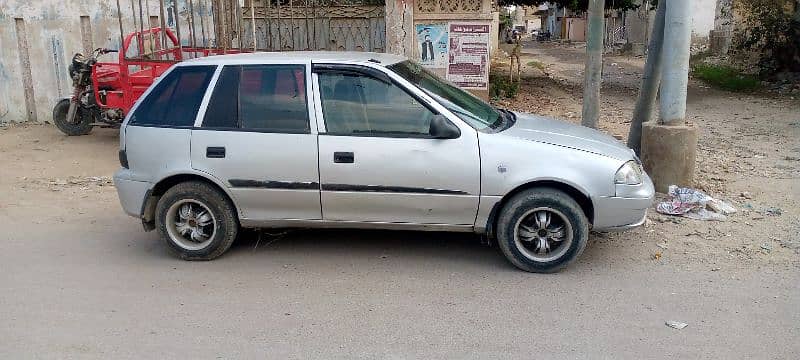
<box><xmin>333</xmin><ymin>152</ymin><xmax>354</xmax><ymax>163</ymax></box>
<box><xmin>206</xmin><ymin>146</ymin><xmax>226</xmax><ymax>158</ymax></box>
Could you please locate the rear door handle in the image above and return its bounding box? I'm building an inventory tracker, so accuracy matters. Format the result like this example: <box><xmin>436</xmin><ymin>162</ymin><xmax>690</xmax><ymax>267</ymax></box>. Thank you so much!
<box><xmin>206</xmin><ymin>146</ymin><xmax>226</xmax><ymax>158</ymax></box>
<box><xmin>333</xmin><ymin>152</ymin><xmax>354</xmax><ymax>163</ymax></box>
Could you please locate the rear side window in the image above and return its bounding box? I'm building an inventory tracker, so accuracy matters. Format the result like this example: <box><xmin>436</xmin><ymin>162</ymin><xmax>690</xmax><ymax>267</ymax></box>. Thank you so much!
<box><xmin>202</xmin><ymin>64</ymin><xmax>309</xmax><ymax>133</ymax></box>
<box><xmin>130</xmin><ymin>65</ymin><xmax>215</xmax><ymax>127</ymax></box>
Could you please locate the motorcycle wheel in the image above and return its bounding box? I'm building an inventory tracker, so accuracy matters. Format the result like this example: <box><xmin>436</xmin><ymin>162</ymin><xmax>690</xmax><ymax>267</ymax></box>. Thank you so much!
<box><xmin>53</xmin><ymin>99</ymin><xmax>92</xmax><ymax>136</ymax></box>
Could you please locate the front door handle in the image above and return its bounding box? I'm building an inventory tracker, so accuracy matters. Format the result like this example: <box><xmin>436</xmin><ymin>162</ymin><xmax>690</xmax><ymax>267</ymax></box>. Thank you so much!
<box><xmin>333</xmin><ymin>152</ymin><xmax>354</xmax><ymax>163</ymax></box>
<box><xmin>206</xmin><ymin>146</ymin><xmax>226</xmax><ymax>158</ymax></box>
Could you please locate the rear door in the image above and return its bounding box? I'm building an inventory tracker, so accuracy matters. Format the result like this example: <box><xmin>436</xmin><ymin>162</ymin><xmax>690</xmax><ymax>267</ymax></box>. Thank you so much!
<box><xmin>190</xmin><ymin>60</ymin><xmax>321</xmax><ymax>221</ymax></box>
<box><xmin>124</xmin><ymin>65</ymin><xmax>215</xmax><ymax>183</ymax></box>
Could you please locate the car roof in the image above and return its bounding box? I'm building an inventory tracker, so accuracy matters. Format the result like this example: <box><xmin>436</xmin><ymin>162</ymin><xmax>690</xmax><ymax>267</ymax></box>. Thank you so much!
<box><xmin>182</xmin><ymin>51</ymin><xmax>406</xmax><ymax>66</ymax></box>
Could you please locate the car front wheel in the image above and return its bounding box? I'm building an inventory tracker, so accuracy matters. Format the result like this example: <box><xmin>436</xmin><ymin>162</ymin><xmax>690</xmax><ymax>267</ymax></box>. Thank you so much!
<box><xmin>155</xmin><ymin>181</ymin><xmax>239</xmax><ymax>260</ymax></box>
<box><xmin>496</xmin><ymin>188</ymin><xmax>589</xmax><ymax>273</ymax></box>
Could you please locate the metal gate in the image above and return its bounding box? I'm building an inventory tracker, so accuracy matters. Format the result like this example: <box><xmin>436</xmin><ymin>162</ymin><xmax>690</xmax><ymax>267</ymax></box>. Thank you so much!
<box><xmin>240</xmin><ymin>0</ymin><xmax>385</xmax><ymax>52</ymax></box>
<box><xmin>214</xmin><ymin>0</ymin><xmax>386</xmax><ymax>52</ymax></box>
<box><xmin>115</xmin><ymin>0</ymin><xmax>385</xmax><ymax>58</ymax></box>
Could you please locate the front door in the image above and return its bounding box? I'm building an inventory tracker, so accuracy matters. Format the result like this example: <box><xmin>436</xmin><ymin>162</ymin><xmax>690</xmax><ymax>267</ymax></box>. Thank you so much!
<box><xmin>191</xmin><ymin>62</ymin><xmax>321</xmax><ymax>221</ymax></box>
<box><xmin>313</xmin><ymin>66</ymin><xmax>480</xmax><ymax>225</ymax></box>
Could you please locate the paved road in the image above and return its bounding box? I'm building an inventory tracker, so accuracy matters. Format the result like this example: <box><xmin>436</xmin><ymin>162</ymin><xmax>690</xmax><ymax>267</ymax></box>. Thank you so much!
<box><xmin>1</xmin><ymin>117</ymin><xmax>798</xmax><ymax>357</ymax></box>
<box><xmin>1</xmin><ymin>207</ymin><xmax>798</xmax><ymax>358</ymax></box>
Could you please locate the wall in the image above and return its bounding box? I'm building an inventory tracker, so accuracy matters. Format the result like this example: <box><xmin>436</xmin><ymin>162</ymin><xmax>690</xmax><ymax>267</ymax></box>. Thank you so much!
<box><xmin>691</xmin><ymin>0</ymin><xmax>716</xmax><ymax>42</ymax></box>
<box><xmin>0</xmin><ymin>0</ymin><xmax>195</xmax><ymax>124</ymax></box>
<box><xmin>411</xmin><ymin>0</ymin><xmax>495</xmax><ymax>99</ymax></box>
<box><xmin>525</xmin><ymin>18</ymin><xmax>542</xmax><ymax>32</ymax></box>
<box><xmin>0</xmin><ymin>0</ymin><xmax>135</xmax><ymax>123</ymax></box>
<box><xmin>624</xmin><ymin>0</ymin><xmax>716</xmax><ymax>47</ymax></box>
<box><xmin>624</xmin><ymin>5</ymin><xmax>655</xmax><ymax>45</ymax></box>
<box><xmin>564</xmin><ymin>17</ymin><xmax>586</xmax><ymax>41</ymax></box>
<box><xmin>0</xmin><ymin>0</ymin><xmax>495</xmax><ymax>123</ymax></box>
<box><xmin>386</xmin><ymin>0</ymin><xmax>415</xmax><ymax>56</ymax></box>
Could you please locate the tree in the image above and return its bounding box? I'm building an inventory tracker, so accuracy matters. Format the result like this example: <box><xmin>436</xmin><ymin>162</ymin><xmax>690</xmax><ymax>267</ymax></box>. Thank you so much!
<box><xmin>734</xmin><ymin>0</ymin><xmax>800</xmax><ymax>74</ymax></box>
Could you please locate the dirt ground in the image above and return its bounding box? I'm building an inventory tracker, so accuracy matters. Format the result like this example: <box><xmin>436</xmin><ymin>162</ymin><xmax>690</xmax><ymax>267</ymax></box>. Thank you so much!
<box><xmin>0</xmin><ymin>42</ymin><xmax>798</xmax><ymax>358</ymax></box>
<box><xmin>496</xmin><ymin>41</ymin><xmax>800</xmax><ymax>270</ymax></box>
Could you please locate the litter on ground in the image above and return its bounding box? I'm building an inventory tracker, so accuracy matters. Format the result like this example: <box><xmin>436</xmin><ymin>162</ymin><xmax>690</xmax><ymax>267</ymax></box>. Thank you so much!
<box><xmin>656</xmin><ymin>185</ymin><xmax>736</xmax><ymax>221</ymax></box>
<box><xmin>665</xmin><ymin>321</ymin><xmax>688</xmax><ymax>330</ymax></box>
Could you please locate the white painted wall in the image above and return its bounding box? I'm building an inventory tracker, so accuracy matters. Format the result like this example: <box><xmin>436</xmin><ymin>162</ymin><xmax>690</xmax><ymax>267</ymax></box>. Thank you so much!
<box><xmin>0</xmin><ymin>0</ymin><xmax>160</xmax><ymax>123</ymax></box>
<box><xmin>624</xmin><ymin>0</ymin><xmax>716</xmax><ymax>46</ymax></box>
<box><xmin>691</xmin><ymin>0</ymin><xmax>716</xmax><ymax>41</ymax></box>
<box><xmin>0</xmin><ymin>0</ymin><xmax>206</xmax><ymax>124</ymax></box>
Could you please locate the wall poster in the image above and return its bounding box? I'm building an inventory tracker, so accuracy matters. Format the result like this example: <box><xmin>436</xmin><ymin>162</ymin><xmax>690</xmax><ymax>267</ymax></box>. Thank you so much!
<box><xmin>446</xmin><ymin>23</ymin><xmax>490</xmax><ymax>90</ymax></box>
<box><xmin>415</xmin><ymin>24</ymin><xmax>449</xmax><ymax>68</ymax></box>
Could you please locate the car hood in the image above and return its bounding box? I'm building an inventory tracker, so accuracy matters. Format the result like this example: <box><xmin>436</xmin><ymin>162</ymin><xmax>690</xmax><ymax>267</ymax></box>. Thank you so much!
<box><xmin>500</xmin><ymin>112</ymin><xmax>635</xmax><ymax>161</ymax></box>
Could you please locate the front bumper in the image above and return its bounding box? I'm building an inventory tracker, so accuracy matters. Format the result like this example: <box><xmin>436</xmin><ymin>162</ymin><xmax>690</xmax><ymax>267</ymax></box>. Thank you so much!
<box><xmin>113</xmin><ymin>169</ymin><xmax>151</xmax><ymax>218</ymax></box>
<box><xmin>591</xmin><ymin>173</ymin><xmax>654</xmax><ymax>231</ymax></box>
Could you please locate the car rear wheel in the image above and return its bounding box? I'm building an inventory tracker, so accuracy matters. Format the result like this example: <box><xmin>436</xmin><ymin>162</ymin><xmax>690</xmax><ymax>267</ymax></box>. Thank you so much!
<box><xmin>156</xmin><ymin>181</ymin><xmax>239</xmax><ymax>260</ymax></box>
<box><xmin>496</xmin><ymin>188</ymin><xmax>589</xmax><ymax>273</ymax></box>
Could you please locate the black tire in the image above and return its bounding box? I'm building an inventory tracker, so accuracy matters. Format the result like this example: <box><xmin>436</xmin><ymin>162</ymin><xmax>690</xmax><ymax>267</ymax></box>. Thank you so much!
<box><xmin>155</xmin><ymin>181</ymin><xmax>239</xmax><ymax>260</ymax></box>
<box><xmin>53</xmin><ymin>98</ymin><xmax>92</xmax><ymax>136</ymax></box>
<box><xmin>496</xmin><ymin>188</ymin><xmax>589</xmax><ymax>273</ymax></box>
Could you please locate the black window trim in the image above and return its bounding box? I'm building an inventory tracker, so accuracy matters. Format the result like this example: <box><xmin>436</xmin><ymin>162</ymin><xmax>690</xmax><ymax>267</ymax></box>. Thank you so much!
<box><xmin>199</xmin><ymin>63</ymin><xmax>313</xmax><ymax>134</ymax></box>
<box><xmin>312</xmin><ymin>63</ymin><xmax>448</xmax><ymax>139</ymax></box>
<box><xmin>129</xmin><ymin>65</ymin><xmax>217</xmax><ymax>128</ymax></box>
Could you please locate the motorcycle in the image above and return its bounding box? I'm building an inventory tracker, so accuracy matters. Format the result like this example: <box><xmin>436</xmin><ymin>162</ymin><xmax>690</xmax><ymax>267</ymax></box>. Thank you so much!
<box><xmin>53</xmin><ymin>48</ymin><xmax>123</xmax><ymax>136</ymax></box>
<box><xmin>537</xmin><ymin>31</ymin><xmax>551</xmax><ymax>42</ymax></box>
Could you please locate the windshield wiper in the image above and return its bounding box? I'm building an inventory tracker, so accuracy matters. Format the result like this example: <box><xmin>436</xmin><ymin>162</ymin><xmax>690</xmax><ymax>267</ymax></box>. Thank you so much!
<box><xmin>491</xmin><ymin>108</ymin><xmax>516</xmax><ymax>130</ymax></box>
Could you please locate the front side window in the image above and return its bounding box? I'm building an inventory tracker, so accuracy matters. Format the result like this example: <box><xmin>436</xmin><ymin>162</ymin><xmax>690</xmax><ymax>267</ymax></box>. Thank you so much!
<box><xmin>202</xmin><ymin>64</ymin><xmax>309</xmax><ymax>133</ymax></box>
<box><xmin>130</xmin><ymin>65</ymin><xmax>215</xmax><ymax>127</ymax></box>
<box><xmin>388</xmin><ymin>61</ymin><xmax>500</xmax><ymax>131</ymax></box>
<box><xmin>317</xmin><ymin>71</ymin><xmax>437</xmax><ymax>136</ymax></box>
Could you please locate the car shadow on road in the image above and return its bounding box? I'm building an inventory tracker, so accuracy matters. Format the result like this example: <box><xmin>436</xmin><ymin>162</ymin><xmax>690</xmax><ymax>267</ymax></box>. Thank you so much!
<box><xmin>185</xmin><ymin>228</ymin><xmax>612</xmax><ymax>273</ymax></box>
<box><xmin>220</xmin><ymin>229</ymin><xmax>513</xmax><ymax>271</ymax></box>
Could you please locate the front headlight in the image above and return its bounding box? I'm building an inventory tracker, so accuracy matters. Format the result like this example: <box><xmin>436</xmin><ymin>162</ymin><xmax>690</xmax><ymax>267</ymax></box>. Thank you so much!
<box><xmin>614</xmin><ymin>160</ymin><xmax>643</xmax><ymax>185</ymax></box>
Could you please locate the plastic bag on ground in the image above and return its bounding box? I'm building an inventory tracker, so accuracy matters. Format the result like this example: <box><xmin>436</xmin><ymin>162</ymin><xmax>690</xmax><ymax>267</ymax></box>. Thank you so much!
<box><xmin>656</xmin><ymin>185</ymin><xmax>735</xmax><ymax>221</ymax></box>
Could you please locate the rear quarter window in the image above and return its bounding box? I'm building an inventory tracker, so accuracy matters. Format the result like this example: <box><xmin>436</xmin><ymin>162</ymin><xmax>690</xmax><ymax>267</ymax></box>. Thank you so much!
<box><xmin>130</xmin><ymin>65</ymin><xmax>215</xmax><ymax>127</ymax></box>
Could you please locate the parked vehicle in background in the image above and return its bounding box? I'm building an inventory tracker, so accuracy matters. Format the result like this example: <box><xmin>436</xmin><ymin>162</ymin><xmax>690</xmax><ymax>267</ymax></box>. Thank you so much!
<box><xmin>537</xmin><ymin>30</ymin><xmax>552</xmax><ymax>41</ymax></box>
<box><xmin>113</xmin><ymin>52</ymin><xmax>654</xmax><ymax>273</ymax></box>
<box><xmin>53</xmin><ymin>27</ymin><xmax>246</xmax><ymax>136</ymax></box>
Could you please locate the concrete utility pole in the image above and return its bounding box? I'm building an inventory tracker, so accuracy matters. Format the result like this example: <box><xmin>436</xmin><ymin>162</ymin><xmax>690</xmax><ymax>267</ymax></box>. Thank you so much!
<box><xmin>641</xmin><ymin>0</ymin><xmax>698</xmax><ymax>193</ymax></box>
<box><xmin>627</xmin><ymin>0</ymin><xmax>666</xmax><ymax>155</ymax></box>
<box><xmin>581</xmin><ymin>0</ymin><xmax>605</xmax><ymax>129</ymax></box>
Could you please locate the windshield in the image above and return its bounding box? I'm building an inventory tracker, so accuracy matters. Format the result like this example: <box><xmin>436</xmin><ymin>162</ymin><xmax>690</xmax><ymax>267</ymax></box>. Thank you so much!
<box><xmin>388</xmin><ymin>61</ymin><xmax>501</xmax><ymax>130</ymax></box>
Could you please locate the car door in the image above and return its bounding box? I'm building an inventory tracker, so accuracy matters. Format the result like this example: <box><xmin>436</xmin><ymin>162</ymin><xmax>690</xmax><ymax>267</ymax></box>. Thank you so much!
<box><xmin>191</xmin><ymin>61</ymin><xmax>321</xmax><ymax>222</ymax></box>
<box><xmin>313</xmin><ymin>64</ymin><xmax>480</xmax><ymax>225</ymax></box>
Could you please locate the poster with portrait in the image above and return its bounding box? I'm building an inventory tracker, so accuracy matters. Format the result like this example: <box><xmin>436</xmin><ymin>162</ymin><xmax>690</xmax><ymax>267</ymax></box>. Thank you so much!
<box><xmin>446</xmin><ymin>23</ymin><xmax>490</xmax><ymax>90</ymax></box>
<box><xmin>415</xmin><ymin>24</ymin><xmax>449</xmax><ymax>68</ymax></box>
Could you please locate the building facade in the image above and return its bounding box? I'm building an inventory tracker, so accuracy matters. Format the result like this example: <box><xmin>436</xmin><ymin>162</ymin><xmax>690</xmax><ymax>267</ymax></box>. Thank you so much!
<box><xmin>0</xmin><ymin>0</ymin><xmax>498</xmax><ymax>124</ymax></box>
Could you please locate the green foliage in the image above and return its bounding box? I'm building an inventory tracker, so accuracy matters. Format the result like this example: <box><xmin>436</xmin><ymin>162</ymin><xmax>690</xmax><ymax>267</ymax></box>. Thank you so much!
<box><xmin>526</xmin><ymin>60</ymin><xmax>547</xmax><ymax>70</ymax></box>
<box><xmin>692</xmin><ymin>63</ymin><xmax>761</xmax><ymax>92</ymax></box>
<box><xmin>490</xmin><ymin>75</ymin><xmax>520</xmax><ymax>99</ymax></box>
<box><xmin>733</xmin><ymin>0</ymin><xmax>800</xmax><ymax>75</ymax></box>
<box><xmin>500</xmin><ymin>13</ymin><xmax>514</xmax><ymax>29</ymax></box>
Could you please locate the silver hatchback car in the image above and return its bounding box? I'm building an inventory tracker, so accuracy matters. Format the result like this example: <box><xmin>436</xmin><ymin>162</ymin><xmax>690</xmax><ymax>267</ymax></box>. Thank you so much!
<box><xmin>113</xmin><ymin>51</ymin><xmax>654</xmax><ymax>272</ymax></box>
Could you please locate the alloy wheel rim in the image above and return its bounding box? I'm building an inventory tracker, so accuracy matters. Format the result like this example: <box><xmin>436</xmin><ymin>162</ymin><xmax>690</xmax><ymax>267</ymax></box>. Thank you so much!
<box><xmin>165</xmin><ymin>199</ymin><xmax>217</xmax><ymax>251</ymax></box>
<box><xmin>513</xmin><ymin>207</ymin><xmax>574</xmax><ymax>262</ymax></box>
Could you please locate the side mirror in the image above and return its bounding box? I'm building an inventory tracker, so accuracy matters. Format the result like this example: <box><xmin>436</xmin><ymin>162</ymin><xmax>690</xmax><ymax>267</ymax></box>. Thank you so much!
<box><xmin>429</xmin><ymin>115</ymin><xmax>461</xmax><ymax>139</ymax></box>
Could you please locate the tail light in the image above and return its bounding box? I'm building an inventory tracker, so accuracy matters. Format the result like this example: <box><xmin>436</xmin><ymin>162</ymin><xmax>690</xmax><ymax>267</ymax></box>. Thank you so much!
<box><xmin>119</xmin><ymin>149</ymin><xmax>129</xmax><ymax>168</ymax></box>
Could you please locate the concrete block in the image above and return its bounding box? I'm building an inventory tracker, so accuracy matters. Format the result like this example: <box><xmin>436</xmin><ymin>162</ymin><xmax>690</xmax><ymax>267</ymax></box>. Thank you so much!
<box><xmin>641</xmin><ymin>122</ymin><xmax>698</xmax><ymax>193</ymax></box>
